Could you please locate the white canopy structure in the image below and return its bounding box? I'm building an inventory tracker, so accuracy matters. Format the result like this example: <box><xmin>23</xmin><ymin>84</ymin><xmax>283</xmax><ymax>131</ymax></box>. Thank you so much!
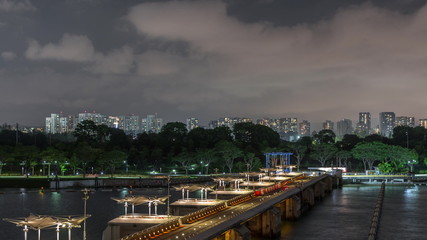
<box><xmin>4</xmin><ymin>214</ymin><xmax>90</xmax><ymax>240</ymax></box>
<box><xmin>112</xmin><ymin>195</ymin><xmax>169</xmax><ymax>216</ymax></box>
<box><xmin>173</xmin><ymin>184</ymin><xmax>200</xmax><ymax>200</ymax></box>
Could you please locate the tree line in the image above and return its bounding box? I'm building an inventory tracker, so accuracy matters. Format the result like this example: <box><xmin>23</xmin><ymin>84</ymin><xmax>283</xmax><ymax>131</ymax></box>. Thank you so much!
<box><xmin>0</xmin><ymin>120</ymin><xmax>426</xmax><ymax>176</ymax></box>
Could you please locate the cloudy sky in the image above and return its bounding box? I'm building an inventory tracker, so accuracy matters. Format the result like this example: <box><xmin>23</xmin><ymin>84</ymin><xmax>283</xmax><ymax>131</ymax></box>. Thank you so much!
<box><xmin>1</xmin><ymin>0</ymin><xmax>427</xmax><ymax>128</ymax></box>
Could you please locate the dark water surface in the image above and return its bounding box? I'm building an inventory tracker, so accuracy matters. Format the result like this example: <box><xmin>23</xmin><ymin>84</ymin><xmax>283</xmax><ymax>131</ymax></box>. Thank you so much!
<box><xmin>281</xmin><ymin>185</ymin><xmax>427</xmax><ymax>240</ymax></box>
<box><xmin>1</xmin><ymin>185</ymin><xmax>427</xmax><ymax>240</ymax></box>
<box><xmin>0</xmin><ymin>187</ymin><xmax>180</xmax><ymax>240</ymax></box>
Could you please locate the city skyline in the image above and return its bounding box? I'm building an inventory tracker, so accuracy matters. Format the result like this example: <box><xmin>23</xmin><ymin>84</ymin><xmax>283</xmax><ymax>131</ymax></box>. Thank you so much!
<box><xmin>39</xmin><ymin>110</ymin><xmax>423</xmax><ymax>139</ymax></box>
<box><xmin>2</xmin><ymin>0</ymin><xmax>427</xmax><ymax>126</ymax></box>
<box><xmin>2</xmin><ymin>109</ymin><xmax>425</xmax><ymax>131</ymax></box>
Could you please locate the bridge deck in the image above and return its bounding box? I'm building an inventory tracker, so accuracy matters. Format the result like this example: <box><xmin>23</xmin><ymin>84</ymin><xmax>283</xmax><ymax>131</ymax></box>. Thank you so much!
<box><xmin>154</xmin><ymin>176</ymin><xmax>324</xmax><ymax>240</ymax></box>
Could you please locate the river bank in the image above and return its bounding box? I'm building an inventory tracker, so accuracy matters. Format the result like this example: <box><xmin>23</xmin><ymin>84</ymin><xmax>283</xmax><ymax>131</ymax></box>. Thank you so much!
<box><xmin>0</xmin><ymin>175</ymin><xmax>214</xmax><ymax>189</ymax></box>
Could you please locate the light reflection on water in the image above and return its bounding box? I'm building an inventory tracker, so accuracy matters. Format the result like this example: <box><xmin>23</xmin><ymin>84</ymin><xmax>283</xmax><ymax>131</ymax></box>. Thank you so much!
<box><xmin>280</xmin><ymin>185</ymin><xmax>427</xmax><ymax>240</ymax></box>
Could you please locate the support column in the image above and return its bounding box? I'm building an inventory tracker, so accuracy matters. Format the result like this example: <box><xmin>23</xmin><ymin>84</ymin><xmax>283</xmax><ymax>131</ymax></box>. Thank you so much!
<box><xmin>285</xmin><ymin>196</ymin><xmax>301</xmax><ymax>220</ymax></box>
<box><xmin>275</xmin><ymin>202</ymin><xmax>287</xmax><ymax>220</ymax></box>
<box><xmin>324</xmin><ymin>177</ymin><xmax>333</xmax><ymax>193</ymax></box>
<box><xmin>314</xmin><ymin>182</ymin><xmax>326</xmax><ymax>200</ymax></box>
<box><xmin>246</xmin><ymin>207</ymin><xmax>281</xmax><ymax>238</ymax></box>
<box><xmin>302</xmin><ymin>188</ymin><xmax>315</xmax><ymax>207</ymax></box>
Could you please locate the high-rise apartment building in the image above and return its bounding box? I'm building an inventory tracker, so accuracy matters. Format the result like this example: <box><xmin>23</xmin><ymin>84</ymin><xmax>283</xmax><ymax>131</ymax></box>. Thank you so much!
<box><xmin>186</xmin><ymin>118</ymin><xmax>199</xmax><ymax>131</ymax></box>
<box><xmin>356</xmin><ymin>112</ymin><xmax>371</xmax><ymax>136</ymax></box>
<box><xmin>396</xmin><ymin>116</ymin><xmax>415</xmax><ymax>127</ymax></box>
<box><xmin>209</xmin><ymin>117</ymin><xmax>252</xmax><ymax>130</ymax></box>
<box><xmin>119</xmin><ymin>115</ymin><xmax>141</xmax><ymax>136</ymax></box>
<box><xmin>142</xmin><ymin>114</ymin><xmax>163</xmax><ymax>133</ymax></box>
<box><xmin>379</xmin><ymin>112</ymin><xmax>395</xmax><ymax>137</ymax></box>
<box><xmin>45</xmin><ymin>113</ymin><xmax>61</xmax><ymax>134</ymax></box>
<box><xmin>322</xmin><ymin>120</ymin><xmax>334</xmax><ymax>131</ymax></box>
<box><xmin>280</xmin><ymin>118</ymin><xmax>298</xmax><ymax>133</ymax></box>
<box><xmin>105</xmin><ymin>116</ymin><xmax>120</xmax><ymax>129</ymax></box>
<box><xmin>78</xmin><ymin>112</ymin><xmax>106</xmax><ymax>125</ymax></box>
<box><xmin>336</xmin><ymin>119</ymin><xmax>353</xmax><ymax>137</ymax></box>
<box><xmin>45</xmin><ymin>113</ymin><xmax>74</xmax><ymax>134</ymax></box>
<box><xmin>419</xmin><ymin>119</ymin><xmax>427</xmax><ymax>129</ymax></box>
<box><xmin>299</xmin><ymin>120</ymin><xmax>311</xmax><ymax>137</ymax></box>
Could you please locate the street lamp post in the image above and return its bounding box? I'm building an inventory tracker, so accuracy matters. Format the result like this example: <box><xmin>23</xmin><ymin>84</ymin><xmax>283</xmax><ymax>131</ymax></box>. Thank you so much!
<box><xmin>124</xmin><ymin>201</ymin><xmax>128</xmax><ymax>216</ymax></box>
<box><xmin>23</xmin><ymin>224</ymin><xmax>28</xmax><ymax>240</ymax></box>
<box><xmin>55</xmin><ymin>221</ymin><xmax>61</xmax><ymax>240</ymax></box>
<box><xmin>167</xmin><ymin>175</ymin><xmax>170</xmax><ymax>217</ymax></box>
<box><xmin>67</xmin><ymin>223</ymin><xmax>72</xmax><ymax>240</ymax></box>
<box><xmin>82</xmin><ymin>188</ymin><xmax>90</xmax><ymax>240</ymax></box>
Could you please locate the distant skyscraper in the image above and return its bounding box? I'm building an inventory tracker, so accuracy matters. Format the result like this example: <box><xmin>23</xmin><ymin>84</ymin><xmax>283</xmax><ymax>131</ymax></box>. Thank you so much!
<box><xmin>299</xmin><ymin>120</ymin><xmax>311</xmax><ymax>137</ymax></box>
<box><xmin>419</xmin><ymin>119</ymin><xmax>427</xmax><ymax>129</ymax></box>
<box><xmin>379</xmin><ymin>112</ymin><xmax>395</xmax><ymax>137</ymax></box>
<box><xmin>119</xmin><ymin>115</ymin><xmax>141</xmax><ymax>136</ymax></box>
<box><xmin>142</xmin><ymin>114</ymin><xmax>163</xmax><ymax>133</ymax></box>
<box><xmin>209</xmin><ymin>117</ymin><xmax>252</xmax><ymax>130</ymax></box>
<box><xmin>336</xmin><ymin>119</ymin><xmax>353</xmax><ymax>137</ymax></box>
<box><xmin>45</xmin><ymin>113</ymin><xmax>74</xmax><ymax>134</ymax></box>
<box><xmin>186</xmin><ymin>118</ymin><xmax>199</xmax><ymax>131</ymax></box>
<box><xmin>396</xmin><ymin>116</ymin><xmax>415</xmax><ymax>127</ymax></box>
<box><xmin>78</xmin><ymin>112</ymin><xmax>106</xmax><ymax>125</ymax></box>
<box><xmin>45</xmin><ymin>113</ymin><xmax>61</xmax><ymax>134</ymax></box>
<box><xmin>280</xmin><ymin>118</ymin><xmax>298</xmax><ymax>133</ymax></box>
<box><xmin>322</xmin><ymin>120</ymin><xmax>334</xmax><ymax>131</ymax></box>
<box><xmin>256</xmin><ymin>118</ymin><xmax>280</xmax><ymax>132</ymax></box>
<box><xmin>105</xmin><ymin>116</ymin><xmax>120</xmax><ymax>129</ymax></box>
<box><xmin>358</xmin><ymin>112</ymin><xmax>371</xmax><ymax>135</ymax></box>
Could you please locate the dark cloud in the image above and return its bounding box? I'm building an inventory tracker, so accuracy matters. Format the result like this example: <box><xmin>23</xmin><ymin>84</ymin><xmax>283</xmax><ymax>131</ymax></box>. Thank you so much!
<box><xmin>0</xmin><ymin>0</ymin><xmax>36</xmax><ymax>12</ymax></box>
<box><xmin>1</xmin><ymin>0</ymin><xmax>427</xmax><ymax>129</ymax></box>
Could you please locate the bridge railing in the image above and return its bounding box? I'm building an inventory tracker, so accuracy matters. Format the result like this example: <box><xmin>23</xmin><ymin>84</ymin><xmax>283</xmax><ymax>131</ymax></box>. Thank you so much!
<box><xmin>121</xmin><ymin>217</ymin><xmax>182</xmax><ymax>240</ymax></box>
<box><xmin>181</xmin><ymin>202</ymin><xmax>228</xmax><ymax>224</ymax></box>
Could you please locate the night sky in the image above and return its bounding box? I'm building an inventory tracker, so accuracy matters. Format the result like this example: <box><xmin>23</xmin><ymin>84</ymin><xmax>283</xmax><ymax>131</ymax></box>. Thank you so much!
<box><xmin>1</xmin><ymin>0</ymin><xmax>427</xmax><ymax>127</ymax></box>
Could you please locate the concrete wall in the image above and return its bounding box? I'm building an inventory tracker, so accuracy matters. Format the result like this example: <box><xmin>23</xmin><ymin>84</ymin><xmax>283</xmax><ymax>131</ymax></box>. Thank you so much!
<box><xmin>49</xmin><ymin>176</ymin><xmax>213</xmax><ymax>189</ymax></box>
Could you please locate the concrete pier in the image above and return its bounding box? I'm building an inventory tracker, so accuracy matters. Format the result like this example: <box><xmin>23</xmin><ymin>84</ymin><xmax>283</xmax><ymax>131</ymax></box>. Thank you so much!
<box><xmin>102</xmin><ymin>215</ymin><xmax>179</xmax><ymax>240</ymax></box>
<box><xmin>170</xmin><ymin>199</ymin><xmax>225</xmax><ymax>216</ymax></box>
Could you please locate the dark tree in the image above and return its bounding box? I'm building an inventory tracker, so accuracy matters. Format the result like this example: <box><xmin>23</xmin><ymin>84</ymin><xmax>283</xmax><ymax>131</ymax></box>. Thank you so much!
<box><xmin>73</xmin><ymin>120</ymin><xmax>100</xmax><ymax>144</ymax></box>
<box><xmin>233</xmin><ymin>122</ymin><xmax>280</xmax><ymax>153</ymax></box>
<box><xmin>159</xmin><ymin>122</ymin><xmax>188</xmax><ymax>156</ymax></box>
<box><xmin>313</xmin><ymin>129</ymin><xmax>336</xmax><ymax>144</ymax></box>
<box><xmin>337</xmin><ymin>134</ymin><xmax>361</xmax><ymax>151</ymax></box>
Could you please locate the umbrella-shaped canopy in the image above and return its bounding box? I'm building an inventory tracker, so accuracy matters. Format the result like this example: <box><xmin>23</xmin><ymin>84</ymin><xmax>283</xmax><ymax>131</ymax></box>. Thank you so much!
<box><xmin>56</xmin><ymin>215</ymin><xmax>91</xmax><ymax>228</ymax></box>
<box><xmin>213</xmin><ymin>177</ymin><xmax>238</xmax><ymax>183</ymax></box>
<box><xmin>192</xmin><ymin>184</ymin><xmax>216</xmax><ymax>191</ymax></box>
<box><xmin>147</xmin><ymin>196</ymin><xmax>169</xmax><ymax>204</ymax></box>
<box><xmin>4</xmin><ymin>214</ymin><xmax>57</xmax><ymax>230</ymax></box>
<box><xmin>173</xmin><ymin>184</ymin><xmax>199</xmax><ymax>192</ymax></box>
<box><xmin>111</xmin><ymin>196</ymin><xmax>151</xmax><ymax>206</ymax></box>
<box><xmin>112</xmin><ymin>195</ymin><xmax>169</xmax><ymax>206</ymax></box>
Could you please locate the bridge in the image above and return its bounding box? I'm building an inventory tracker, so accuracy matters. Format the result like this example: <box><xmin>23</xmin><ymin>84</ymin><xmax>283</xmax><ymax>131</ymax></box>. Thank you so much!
<box><xmin>117</xmin><ymin>174</ymin><xmax>338</xmax><ymax>240</ymax></box>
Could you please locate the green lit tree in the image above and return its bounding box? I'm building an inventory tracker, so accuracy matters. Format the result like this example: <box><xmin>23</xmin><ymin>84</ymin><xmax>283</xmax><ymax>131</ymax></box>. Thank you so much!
<box><xmin>99</xmin><ymin>150</ymin><xmax>128</xmax><ymax>177</ymax></box>
<box><xmin>288</xmin><ymin>142</ymin><xmax>308</xmax><ymax>171</ymax></box>
<box><xmin>173</xmin><ymin>152</ymin><xmax>193</xmax><ymax>175</ymax></box>
<box><xmin>216</xmin><ymin>141</ymin><xmax>242</xmax><ymax>173</ymax></box>
<box><xmin>352</xmin><ymin>142</ymin><xmax>388</xmax><ymax>171</ymax></box>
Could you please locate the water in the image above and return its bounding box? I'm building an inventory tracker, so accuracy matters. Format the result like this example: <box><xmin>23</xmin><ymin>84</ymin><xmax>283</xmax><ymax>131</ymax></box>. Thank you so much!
<box><xmin>0</xmin><ymin>187</ymin><xmax>183</xmax><ymax>240</ymax></box>
<box><xmin>1</xmin><ymin>185</ymin><xmax>427</xmax><ymax>240</ymax></box>
<box><xmin>281</xmin><ymin>185</ymin><xmax>427</xmax><ymax>240</ymax></box>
